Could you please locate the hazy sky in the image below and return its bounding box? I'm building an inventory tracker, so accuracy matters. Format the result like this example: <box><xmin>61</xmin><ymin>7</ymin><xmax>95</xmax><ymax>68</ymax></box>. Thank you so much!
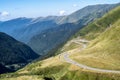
<box><xmin>0</xmin><ymin>0</ymin><xmax>120</xmax><ymax>21</ymax></box>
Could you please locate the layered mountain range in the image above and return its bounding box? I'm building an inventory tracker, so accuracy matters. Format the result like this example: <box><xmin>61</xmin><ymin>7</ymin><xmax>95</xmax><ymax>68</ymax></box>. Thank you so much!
<box><xmin>0</xmin><ymin>3</ymin><xmax>119</xmax><ymax>56</ymax></box>
<box><xmin>0</xmin><ymin>4</ymin><xmax>119</xmax><ymax>80</ymax></box>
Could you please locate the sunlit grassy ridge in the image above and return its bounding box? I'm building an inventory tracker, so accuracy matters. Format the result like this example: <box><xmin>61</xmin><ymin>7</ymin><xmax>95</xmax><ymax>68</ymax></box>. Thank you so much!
<box><xmin>72</xmin><ymin>15</ymin><xmax>120</xmax><ymax>70</ymax></box>
<box><xmin>74</xmin><ymin>6</ymin><xmax>120</xmax><ymax>40</ymax></box>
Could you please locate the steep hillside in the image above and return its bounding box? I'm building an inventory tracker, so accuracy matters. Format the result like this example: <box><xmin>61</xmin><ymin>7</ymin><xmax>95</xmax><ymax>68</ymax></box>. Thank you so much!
<box><xmin>0</xmin><ymin>18</ymin><xmax>57</xmax><ymax>43</ymax></box>
<box><xmin>27</xmin><ymin>4</ymin><xmax>120</xmax><ymax>55</ymax></box>
<box><xmin>59</xmin><ymin>3</ymin><xmax>119</xmax><ymax>24</ymax></box>
<box><xmin>0</xmin><ymin>64</ymin><xmax>12</xmax><ymax>74</ymax></box>
<box><xmin>0</xmin><ymin>32</ymin><xmax>39</xmax><ymax>71</ymax></box>
<box><xmin>75</xmin><ymin>6</ymin><xmax>120</xmax><ymax>40</ymax></box>
<box><xmin>28</xmin><ymin>23</ymin><xmax>81</xmax><ymax>55</ymax></box>
<box><xmin>72</xmin><ymin>19</ymin><xmax>120</xmax><ymax>70</ymax></box>
<box><xmin>1</xmin><ymin>38</ymin><xmax>119</xmax><ymax>80</ymax></box>
<box><xmin>70</xmin><ymin>6</ymin><xmax>120</xmax><ymax>70</ymax></box>
<box><xmin>31</xmin><ymin>16</ymin><xmax>65</xmax><ymax>24</ymax></box>
<box><xmin>14</xmin><ymin>20</ymin><xmax>57</xmax><ymax>42</ymax></box>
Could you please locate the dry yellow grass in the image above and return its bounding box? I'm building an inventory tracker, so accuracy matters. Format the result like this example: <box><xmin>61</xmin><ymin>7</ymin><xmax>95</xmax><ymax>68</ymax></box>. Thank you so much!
<box><xmin>71</xmin><ymin>45</ymin><xmax>120</xmax><ymax>70</ymax></box>
<box><xmin>71</xmin><ymin>20</ymin><xmax>120</xmax><ymax>70</ymax></box>
<box><xmin>15</xmin><ymin>37</ymin><xmax>84</xmax><ymax>80</ymax></box>
<box><xmin>0</xmin><ymin>75</ymin><xmax>43</xmax><ymax>80</ymax></box>
<box><xmin>68</xmin><ymin>64</ymin><xmax>81</xmax><ymax>71</ymax></box>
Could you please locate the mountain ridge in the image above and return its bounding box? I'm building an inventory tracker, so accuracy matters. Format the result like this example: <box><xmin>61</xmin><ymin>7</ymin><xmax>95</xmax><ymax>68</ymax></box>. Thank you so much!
<box><xmin>74</xmin><ymin>5</ymin><xmax>120</xmax><ymax>40</ymax></box>
<box><xmin>0</xmin><ymin>32</ymin><xmax>39</xmax><ymax>71</ymax></box>
<box><xmin>27</xmin><ymin>3</ymin><xmax>120</xmax><ymax>55</ymax></box>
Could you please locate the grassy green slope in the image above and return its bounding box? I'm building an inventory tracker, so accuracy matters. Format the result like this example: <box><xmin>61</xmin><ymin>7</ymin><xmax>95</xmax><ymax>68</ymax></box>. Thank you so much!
<box><xmin>71</xmin><ymin>6</ymin><xmax>120</xmax><ymax>70</ymax></box>
<box><xmin>72</xmin><ymin>19</ymin><xmax>120</xmax><ymax>70</ymax></box>
<box><xmin>88</xmin><ymin>19</ymin><xmax>120</xmax><ymax>56</ymax></box>
<box><xmin>74</xmin><ymin>6</ymin><xmax>120</xmax><ymax>40</ymax></box>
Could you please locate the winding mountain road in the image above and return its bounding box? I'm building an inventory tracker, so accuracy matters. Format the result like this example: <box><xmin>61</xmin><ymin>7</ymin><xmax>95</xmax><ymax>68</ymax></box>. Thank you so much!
<box><xmin>60</xmin><ymin>39</ymin><xmax>120</xmax><ymax>74</ymax></box>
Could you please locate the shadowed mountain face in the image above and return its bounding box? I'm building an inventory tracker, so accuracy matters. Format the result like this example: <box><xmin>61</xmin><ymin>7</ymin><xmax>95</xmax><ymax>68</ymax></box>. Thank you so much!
<box><xmin>0</xmin><ymin>16</ymin><xmax>62</xmax><ymax>43</ymax></box>
<box><xmin>0</xmin><ymin>32</ymin><xmax>39</xmax><ymax>71</ymax></box>
<box><xmin>14</xmin><ymin>20</ymin><xmax>58</xmax><ymax>42</ymax></box>
<box><xmin>0</xmin><ymin>64</ymin><xmax>12</xmax><ymax>74</ymax></box>
<box><xmin>28</xmin><ymin>23</ymin><xmax>81</xmax><ymax>55</ymax></box>
<box><xmin>0</xmin><ymin>18</ymin><xmax>58</xmax><ymax>43</ymax></box>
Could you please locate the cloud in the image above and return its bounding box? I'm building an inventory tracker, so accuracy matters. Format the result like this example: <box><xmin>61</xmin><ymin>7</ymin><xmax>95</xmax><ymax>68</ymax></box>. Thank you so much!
<box><xmin>73</xmin><ymin>4</ymin><xmax>78</xmax><ymax>7</ymax></box>
<box><xmin>59</xmin><ymin>10</ymin><xmax>66</xmax><ymax>15</ymax></box>
<box><xmin>0</xmin><ymin>11</ymin><xmax>10</xmax><ymax>17</ymax></box>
